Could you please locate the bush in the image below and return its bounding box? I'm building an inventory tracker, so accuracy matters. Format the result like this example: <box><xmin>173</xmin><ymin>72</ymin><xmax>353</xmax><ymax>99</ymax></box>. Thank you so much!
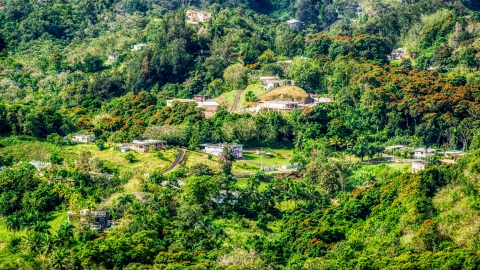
<box><xmin>95</xmin><ymin>140</ymin><xmax>105</xmax><ymax>151</ymax></box>
<box><xmin>189</xmin><ymin>163</ymin><xmax>213</xmax><ymax>176</ymax></box>
<box><xmin>125</xmin><ymin>153</ymin><xmax>137</xmax><ymax>163</ymax></box>
<box><xmin>46</xmin><ymin>133</ymin><xmax>64</xmax><ymax>145</ymax></box>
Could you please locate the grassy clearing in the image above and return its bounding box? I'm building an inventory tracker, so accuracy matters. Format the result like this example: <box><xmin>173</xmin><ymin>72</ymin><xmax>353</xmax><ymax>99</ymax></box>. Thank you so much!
<box><xmin>213</xmin><ymin>218</ymin><xmax>266</xmax><ymax>248</ymax></box>
<box><xmin>62</xmin><ymin>143</ymin><xmax>176</xmax><ymax>175</ymax></box>
<box><xmin>0</xmin><ymin>136</ymin><xmax>177</xmax><ymax>175</ymax></box>
<box><xmin>243</xmin><ymin>148</ymin><xmax>294</xmax><ymax>167</ymax></box>
<box><xmin>184</xmin><ymin>150</ymin><xmax>260</xmax><ymax>175</ymax></box>
<box><xmin>48</xmin><ymin>211</ymin><xmax>69</xmax><ymax>234</ymax></box>
<box><xmin>240</xmin><ymin>85</ymin><xmax>268</xmax><ymax>106</ymax></box>
<box><xmin>258</xmin><ymin>85</ymin><xmax>309</xmax><ymax>102</ymax></box>
<box><xmin>217</xmin><ymin>90</ymin><xmax>239</xmax><ymax>110</ymax></box>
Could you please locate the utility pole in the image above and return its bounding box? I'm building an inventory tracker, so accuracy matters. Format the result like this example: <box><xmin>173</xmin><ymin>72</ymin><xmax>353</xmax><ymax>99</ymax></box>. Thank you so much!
<box><xmin>260</xmin><ymin>147</ymin><xmax>263</xmax><ymax>171</ymax></box>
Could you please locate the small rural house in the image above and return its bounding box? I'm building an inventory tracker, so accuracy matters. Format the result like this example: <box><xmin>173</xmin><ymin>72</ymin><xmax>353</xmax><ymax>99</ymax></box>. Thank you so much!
<box><xmin>413</xmin><ymin>148</ymin><xmax>436</xmax><ymax>159</ymax></box>
<box><xmin>388</xmin><ymin>48</ymin><xmax>406</xmax><ymax>61</ymax></box>
<box><xmin>194</xmin><ymin>95</ymin><xmax>211</xmax><ymax>103</ymax></box>
<box><xmin>186</xmin><ymin>9</ymin><xmax>212</xmax><ymax>24</ymax></box>
<box><xmin>286</xmin><ymin>19</ymin><xmax>303</xmax><ymax>29</ymax></box>
<box><xmin>309</xmin><ymin>94</ymin><xmax>332</xmax><ymax>105</ymax></box>
<box><xmin>108</xmin><ymin>52</ymin><xmax>119</xmax><ymax>63</ymax></box>
<box><xmin>412</xmin><ymin>160</ymin><xmax>427</xmax><ymax>173</ymax></box>
<box><xmin>68</xmin><ymin>209</ymin><xmax>111</xmax><ymax>231</ymax></box>
<box><xmin>71</xmin><ymin>134</ymin><xmax>95</xmax><ymax>143</ymax></box>
<box><xmin>166</xmin><ymin>99</ymin><xmax>196</xmax><ymax>107</ymax></box>
<box><xmin>259</xmin><ymin>100</ymin><xmax>301</xmax><ymax>112</ymax></box>
<box><xmin>197</xmin><ymin>101</ymin><xmax>220</xmax><ymax>118</ymax></box>
<box><xmin>133</xmin><ymin>44</ymin><xmax>147</xmax><ymax>51</ymax></box>
<box><xmin>259</xmin><ymin>76</ymin><xmax>295</xmax><ymax>90</ymax></box>
<box><xmin>125</xmin><ymin>140</ymin><xmax>168</xmax><ymax>153</ymax></box>
<box><xmin>201</xmin><ymin>143</ymin><xmax>243</xmax><ymax>158</ymax></box>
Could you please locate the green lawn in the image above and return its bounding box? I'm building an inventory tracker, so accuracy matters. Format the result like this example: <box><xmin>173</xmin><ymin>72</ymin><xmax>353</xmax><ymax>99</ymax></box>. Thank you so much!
<box><xmin>243</xmin><ymin>148</ymin><xmax>294</xmax><ymax>168</ymax></box>
<box><xmin>240</xmin><ymin>85</ymin><xmax>268</xmax><ymax>106</ymax></box>
<box><xmin>218</xmin><ymin>90</ymin><xmax>239</xmax><ymax>110</ymax></box>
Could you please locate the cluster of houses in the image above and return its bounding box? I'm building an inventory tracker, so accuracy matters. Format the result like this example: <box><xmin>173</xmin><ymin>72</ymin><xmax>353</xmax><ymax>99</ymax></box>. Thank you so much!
<box><xmin>385</xmin><ymin>145</ymin><xmax>466</xmax><ymax>172</ymax></box>
<box><xmin>167</xmin><ymin>95</ymin><xmax>220</xmax><ymax>118</ymax></box>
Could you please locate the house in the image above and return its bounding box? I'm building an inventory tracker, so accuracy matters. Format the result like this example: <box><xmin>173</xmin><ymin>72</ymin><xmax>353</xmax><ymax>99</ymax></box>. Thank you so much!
<box><xmin>286</xmin><ymin>19</ymin><xmax>303</xmax><ymax>30</ymax></box>
<box><xmin>413</xmin><ymin>148</ymin><xmax>436</xmax><ymax>159</ymax></box>
<box><xmin>166</xmin><ymin>99</ymin><xmax>196</xmax><ymax>107</ymax></box>
<box><xmin>309</xmin><ymin>94</ymin><xmax>332</xmax><ymax>105</ymax></box>
<box><xmin>68</xmin><ymin>209</ymin><xmax>111</xmax><ymax>231</ymax></box>
<box><xmin>30</xmin><ymin>160</ymin><xmax>51</xmax><ymax>171</ymax></box>
<box><xmin>412</xmin><ymin>160</ymin><xmax>427</xmax><ymax>173</ymax></box>
<box><xmin>132</xmin><ymin>44</ymin><xmax>147</xmax><ymax>51</ymax></box>
<box><xmin>108</xmin><ymin>52</ymin><xmax>119</xmax><ymax>63</ymax></box>
<box><xmin>444</xmin><ymin>150</ymin><xmax>465</xmax><ymax>162</ymax></box>
<box><xmin>259</xmin><ymin>100</ymin><xmax>301</xmax><ymax>112</ymax></box>
<box><xmin>194</xmin><ymin>95</ymin><xmax>211</xmax><ymax>103</ymax></box>
<box><xmin>200</xmin><ymin>143</ymin><xmax>243</xmax><ymax>158</ymax></box>
<box><xmin>197</xmin><ymin>101</ymin><xmax>220</xmax><ymax>118</ymax></box>
<box><xmin>126</xmin><ymin>140</ymin><xmax>168</xmax><ymax>153</ymax></box>
<box><xmin>186</xmin><ymin>9</ymin><xmax>212</xmax><ymax>24</ymax></box>
<box><xmin>259</xmin><ymin>77</ymin><xmax>295</xmax><ymax>90</ymax></box>
<box><xmin>71</xmin><ymin>134</ymin><xmax>95</xmax><ymax>144</ymax></box>
<box><xmin>388</xmin><ymin>48</ymin><xmax>406</xmax><ymax>61</ymax></box>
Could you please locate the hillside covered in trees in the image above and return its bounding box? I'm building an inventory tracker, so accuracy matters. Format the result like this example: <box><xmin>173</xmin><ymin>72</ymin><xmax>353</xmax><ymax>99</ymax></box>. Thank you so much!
<box><xmin>1</xmin><ymin>0</ymin><xmax>480</xmax><ymax>269</ymax></box>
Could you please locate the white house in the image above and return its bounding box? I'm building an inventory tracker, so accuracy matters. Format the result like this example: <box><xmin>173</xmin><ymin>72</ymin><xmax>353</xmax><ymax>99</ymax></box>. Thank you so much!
<box><xmin>71</xmin><ymin>134</ymin><xmax>95</xmax><ymax>143</ymax></box>
<box><xmin>133</xmin><ymin>44</ymin><xmax>147</xmax><ymax>51</ymax></box>
<box><xmin>201</xmin><ymin>143</ymin><xmax>243</xmax><ymax>158</ymax></box>
<box><xmin>186</xmin><ymin>10</ymin><xmax>212</xmax><ymax>24</ymax></box>
<box><xmin>413</xmin><ymin>148</ymin><xmax>436</xmax><ymax>159</ymax></box>
<box><xmin>286</xmin><ymin>19</ymin><xmax>303</xmax><ymax>29</ymax></box>
<box><xmin>108</xmin><ymin>52</ymin><xmax>119</xmax><ymax>64</ymax></box>
<box><xmin>412</xmin><ymin>160</ymin><xmax>427</xmax><ymax>173</ymax></box>
<box><xmin>259</xmin><ymin>100</ymin><xmax>300</xmax><ymax>111</ymax></box>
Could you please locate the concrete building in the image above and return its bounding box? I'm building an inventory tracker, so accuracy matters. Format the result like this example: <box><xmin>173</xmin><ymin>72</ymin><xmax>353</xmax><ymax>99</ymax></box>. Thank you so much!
<box><xmin>30</xmin><ymin>160</ymin><xmax>51</xmax><ymax>171</ymax></box>
<box><xmin>186</xmin><ymin>9</ymin><xmax>212</xmax><ymax>24</ymax></box>
<box><xmin>197</xmin><ymin>101</ymin><xmax>220</xmax><ymax>118</ymax></box>
<box><xmin>194</xmin><ymin>95</ymin><xmax>211</xmax><ymax>103</ymax></box>
<box><xmin>286</xmin><ymin>19</ymin><xmax>303</xmax><ymax>30</ymax></box>
<box><xmin>108</xmin><ymin>52</ymin><xmax>119</xmax><ymax>63</ymax></box>
<box><xmin>259</xmin><ymin>100</ymin><xmax>301</xmax><ymax>112</ymax></box>
<box><xmin>412</xmin><ymin>160</ymin><xmax>427</xmax><ymax>173</ymax></box>
<box><xmin>119</xmin><ymin>140</ymin><xmax>167</xmax><ymax>153</ymax></box>
<box><xmin>71</xmin><ymin>134</ymin><xmax>95</xmax><ymax>144</ymax></box>
<box><xmin>259</xmin><ymin>76</ymin><xmax>295</xmax><ymax>90</ymax></box>
<box><xmin>413</xmin><ymin>148</ymin><xmax>436</xmax><ymax>159</ymax></box>
<box><xmin>133</xmin><ymin>44</ymin><xmax>147</xmax><ymax>51</ymax></box>
<box><xmin>201</xmin><ymin>143</ymin><xmax>243</xmax><ymax>158</ymax></box>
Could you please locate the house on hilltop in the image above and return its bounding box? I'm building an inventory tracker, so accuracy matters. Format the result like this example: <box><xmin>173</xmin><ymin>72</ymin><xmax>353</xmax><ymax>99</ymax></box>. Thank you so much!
<box><xmin>197</xmin><ymin>100</ymin><xmax>220</xmax><ymax>118</ymax></box>
<box><xmin>413</xmin><ymin>148</ymin><xmax>436</xmax><ymax>159</ymax></box>
<box><xmin>186</xmin><ymin>9</ymin><xmax>212</xmax><ymax>24</ymax></box>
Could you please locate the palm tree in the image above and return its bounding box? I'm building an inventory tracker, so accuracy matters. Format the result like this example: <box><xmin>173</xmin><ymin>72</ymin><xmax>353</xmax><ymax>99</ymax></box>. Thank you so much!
<box><xmin>57</xmin><ymin>223</ymin><xmax>75</xmax><ymax>247</ymax></box>
<box><xmin>32</xmin><ymin>221</ymin><xmax>51</xmax><ymax>234</ymax></box>
<box><xmin>6</xmin><ymin>215</ymin><xmax>21</xmax><ymax>237</ymax></box>
<box><xmin>51</xmin><ymin>248</ymin><xmax>70</xmax><ymax>270</ymax></box>
<box><xmin>330</xmin><ymin>135</ymin><xmax>342</xmax><ymax>151</ymax></box>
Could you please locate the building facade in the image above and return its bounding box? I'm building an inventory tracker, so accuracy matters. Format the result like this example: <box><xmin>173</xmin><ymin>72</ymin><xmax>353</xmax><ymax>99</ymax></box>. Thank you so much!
<box><xmin>201</xmin><ymin>143</ymin><xmax>243</xmax><ymax>158</ymax></box>
<box><xmin>71</xmin><ymin>134</ymin><xmax>95</xmax><ymax>143</ymax></box>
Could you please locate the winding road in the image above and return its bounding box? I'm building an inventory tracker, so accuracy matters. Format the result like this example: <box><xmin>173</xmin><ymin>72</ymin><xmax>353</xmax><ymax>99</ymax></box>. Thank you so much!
<box><xmin>163</xmin><ymin>149</ymin><xmax>185</xmax><ymax>174</ymax></box>
<box><xmin>230</xmin><ymin>89</ymin><xmax>244</xmax><ymax>112</ymax></box>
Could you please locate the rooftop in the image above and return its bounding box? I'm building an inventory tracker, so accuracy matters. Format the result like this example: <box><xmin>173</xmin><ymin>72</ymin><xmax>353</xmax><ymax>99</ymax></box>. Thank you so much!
<box><xmin>286</xmin><ymin>19</ymin><xmax>301</xmax><ymax>24</ymax></box>
<box><xmin>200</xmin><ymin>143</ymin><xmax>243</xmax><ymax>148</ymax></box>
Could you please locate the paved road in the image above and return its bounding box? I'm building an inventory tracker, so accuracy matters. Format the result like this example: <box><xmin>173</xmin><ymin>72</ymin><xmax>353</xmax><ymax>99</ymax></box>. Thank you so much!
<box><xmin>230</xmin><ymin>89</ymin><xmax>244</xmax><ymax>112</ymax></box>
<box><xmin>163</xmin><ymin>149</ymin><xmax>185</xmax><ymax>174</ymax></box>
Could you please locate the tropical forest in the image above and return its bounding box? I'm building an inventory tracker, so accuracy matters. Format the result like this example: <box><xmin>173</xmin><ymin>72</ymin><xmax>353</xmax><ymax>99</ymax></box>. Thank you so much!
<box><xmin>1</xmin><ymin>0</ymin><xmax>480</xmax><ymax>269</ymax></box>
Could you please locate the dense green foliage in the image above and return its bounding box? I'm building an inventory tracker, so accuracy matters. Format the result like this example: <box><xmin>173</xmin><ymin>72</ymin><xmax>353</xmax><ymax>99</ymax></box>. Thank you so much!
<box><xmin>1</xmin><ymin>0</ymin><xmax>480</xmax><ymax>269</ymax></box>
